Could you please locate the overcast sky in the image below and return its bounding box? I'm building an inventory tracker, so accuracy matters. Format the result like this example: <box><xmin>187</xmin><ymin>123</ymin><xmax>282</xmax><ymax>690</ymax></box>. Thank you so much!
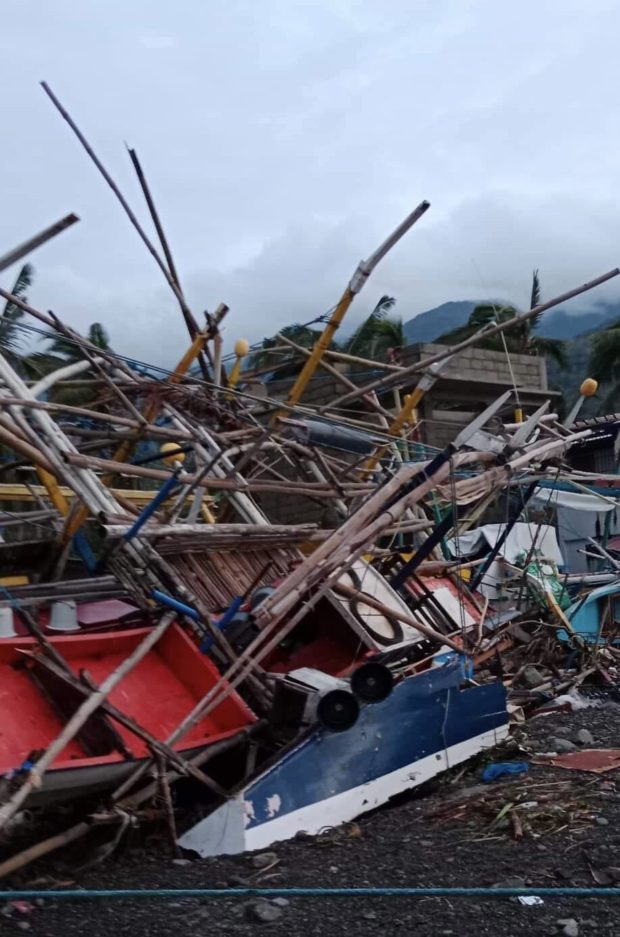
<box><xmin>2</xmin><ymin>0</ymin><xmax>620</xmax><ymax>365</ymax></box>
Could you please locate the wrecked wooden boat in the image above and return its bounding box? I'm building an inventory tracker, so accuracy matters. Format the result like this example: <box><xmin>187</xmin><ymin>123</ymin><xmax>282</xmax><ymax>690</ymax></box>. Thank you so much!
<box><xmin>178</xmin><ymin>658</ymin><xmax>509</xmax><ymax>856</ymax></box>
<box><xmin>0</xmin><ymin>624</ymin><xmax>255</xmax><ymax>803</ymax></box>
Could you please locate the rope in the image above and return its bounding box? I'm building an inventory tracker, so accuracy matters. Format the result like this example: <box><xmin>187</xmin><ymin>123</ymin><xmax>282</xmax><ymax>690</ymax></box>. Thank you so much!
<box><xmin>1</xmin><ymin>887</ymin><xmax>620</xmax><ymax>900</ymax></box>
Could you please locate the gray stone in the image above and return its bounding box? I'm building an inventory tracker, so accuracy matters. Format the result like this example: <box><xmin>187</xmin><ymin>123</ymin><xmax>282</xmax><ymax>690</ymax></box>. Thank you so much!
<box><xmin>16</xmin><ymin>924</ymin><xmax>31</xmax><ymax>932</ymax></box>
<box><xmin>419</xmin><ymin>839</ymin><xmax>434</xmax><ymax>847</ymax></box>
<box><xmin>575</xmin><ymin>728</ymin><xmax>594</xmax><ymax>746</ymax></box>
<box><xmin>596</xmin><ymin>816</ymin><xmax>610</xmax><ymax>826</ymax></box>
<box><xmin>492</xmin><ymin>876</ymin><xmax>526</xmax><ymax>888</ymax></box>
<box><xmin>557</xmin><ymin>919</ymin><xmax>578</xmax><ymax>937</ymax></box>
<box><xmin>250</xmin><ymin>851</ymin><xmax>278</xmax><ymax>869</ymax></box>
<box><xmin>550</xmin><ymin>737</ymin><xmax>577</xmax><ymax>753</ymax></box>
<box><xmin>228</xmin><ymin>874</ymin><xmax>251</xmax><ymax>887</ymax></box>
<box><xmin>172</xmin><ymin>858</ymin><xmax>192</xmax><ymax>867</ymax></box>
<box><xmin>522</xmin><ymin>666</ymin><xmax>545</xmax><ymax>688</ymax></box>
<box><xmin>271</xmin><ymin>898</ymin><xmax>290</xmax><ymax>907</ymax></box>
<box><xmin>247</xmin><ymin>900</ymin><xmax>284</xmax><ymax>923</ymax></box>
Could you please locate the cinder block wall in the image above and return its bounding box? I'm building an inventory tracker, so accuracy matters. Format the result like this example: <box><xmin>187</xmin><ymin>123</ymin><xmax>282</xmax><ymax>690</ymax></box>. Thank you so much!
<box><xmin>402</xmin><ymin>344</ymin><xmax>547</xmax><ymax>389</ymax></box>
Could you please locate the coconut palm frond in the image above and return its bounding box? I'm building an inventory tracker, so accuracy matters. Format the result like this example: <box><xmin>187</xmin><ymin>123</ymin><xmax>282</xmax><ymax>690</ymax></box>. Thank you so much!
<box><xmin>88</xmin><ymin>322</ymin><xmax>110</xmax><ymax>350</ymax></box>
<box><xmin>530</xmin><ymin>269</ymin><xmax>540</xmax><ymax>311</ymax></box>
<box><xmin>369</xmin><ymin>295</ymin><xmax>396</xmax><ymax>320</ymax></box>
<box><xmin>588</xmin><ymin>322</ymin><xmax>620</xmax><ymax>382</ymax></box>
<box><xmin>0</xmin><ymin>263</ymin><xmax>34</xmax><ymax>354</ymax></box>
<box><xmin>531</xmin><ymin>336</ymin><xmax>568</xmax><ymax>368</ymax></box>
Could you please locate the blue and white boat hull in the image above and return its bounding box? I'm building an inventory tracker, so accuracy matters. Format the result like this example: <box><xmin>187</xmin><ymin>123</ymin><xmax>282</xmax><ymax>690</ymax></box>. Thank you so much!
<box><xmin>178</xmin><ymin>663</ymin><xmax>508</xmax><ymax>857</ymax></box>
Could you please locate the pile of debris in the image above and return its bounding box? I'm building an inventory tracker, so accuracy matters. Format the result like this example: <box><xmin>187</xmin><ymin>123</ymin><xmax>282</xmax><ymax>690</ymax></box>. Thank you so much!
<box><xmin>1</xmin><ymin>82</ymin><xmax>620</xmax><ymax>882</ymax></box>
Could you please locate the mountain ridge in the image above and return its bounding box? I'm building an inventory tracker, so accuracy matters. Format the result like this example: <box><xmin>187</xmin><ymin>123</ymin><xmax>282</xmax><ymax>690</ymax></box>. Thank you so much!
<box><xmin>403</xmin><ymin>299</ymin><xmax>620</xmax><ymax>344</ymax></box>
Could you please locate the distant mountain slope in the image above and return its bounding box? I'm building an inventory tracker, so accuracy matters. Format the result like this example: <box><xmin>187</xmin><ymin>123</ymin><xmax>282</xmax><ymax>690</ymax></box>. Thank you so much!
<box><xmin>403</xmin><ymin>301</ymin><xmax>480</xmax><ymax>344</ymax></box>
<box><xmin>404</xmin><ymin>299</ymin><xmax>620</xmax><ymax>344</ymax></box>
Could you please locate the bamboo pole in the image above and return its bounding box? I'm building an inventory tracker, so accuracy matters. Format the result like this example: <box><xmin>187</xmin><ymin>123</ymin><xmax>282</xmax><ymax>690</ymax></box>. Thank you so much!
<box><xmin>278</xmin><ymin>200</ymin><xmax>430</xmax><ymax>416</ymax></box>
<box><xmin>0</xmin><ymin>611</ymin><xmax>176</xmax><ymax>831</ymax></box>
<box><xmin>324</xmin><ymin>268</ymin><xmax>620</xmax><ymax>412</ymax></box>
<box><xmin>0</xmin><ymin>214</ymin><xmax>79</xmax><ymax>273</ymax></box>
<box><xmin>125</xmin><ymin>145</ymin><xmax>210</xmax><ymax>385</ymax></box>
<box><xmin>40</xmin><ymin>82</ymin><xmax>202</xmax><ymax>345</ymax></box>
<box><xmin>0</xmin><ymin>421</ymin><xmax>55</xmax><ymax>473</ymax></box>
<box><xmin>277</xmin><ymin>333</ymin><xmax>394</xmax><ymax>420</ymax></box>
<box><xmin>320</xmin><ymin>346</ymin><xmax>405</xmax><ymax>372</ymax></box>
<box><xmin>0</xmin><ymin>396</ymin><xmax>192</xmax><ymax>440</ymax></box>
<box><xmin>62</xmin><ymin>452</ymin><xmax>375</xmax><ymax>497</ymax></box>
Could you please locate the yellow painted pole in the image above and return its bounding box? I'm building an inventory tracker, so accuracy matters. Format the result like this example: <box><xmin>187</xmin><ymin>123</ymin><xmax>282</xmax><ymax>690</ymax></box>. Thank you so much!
<box><xmin>360</xmin><ymin>387</ymin><xmax>424</xmax><ymax>476</ymax></box>
<box><xmin>276</xmin><ymin>201</ymin><xmax>430</xmax><ymax>418</ymax></box>
<box><xmin>226</xmin><ymin>338</ymin><xmax>250</xmax><ymax>400</ymax></box>
<box><xmin>279</xmin><ymin>286</ymin><xmax>355</xmax><ymax>417</ymax></box>
<box><xmin>36</xmin><ymin>468</ymin><xmax>71</xmax><ymax>517</ymax></box>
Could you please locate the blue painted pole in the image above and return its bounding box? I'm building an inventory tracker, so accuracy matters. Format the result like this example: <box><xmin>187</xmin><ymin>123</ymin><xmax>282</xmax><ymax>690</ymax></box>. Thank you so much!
<box><xmin>151</xmin><ymin>590</ymin><xmax>199</xmax><ymax>620</ymax></box>
<box><xmin>123</xmin><ymin>474</ymin><xmax>180</xmax><ymax>543</ymax></box>
<box><xmin>200</xmin><ymin>595</ymin><xmax>243</xmax><ymax>652</ymax></box>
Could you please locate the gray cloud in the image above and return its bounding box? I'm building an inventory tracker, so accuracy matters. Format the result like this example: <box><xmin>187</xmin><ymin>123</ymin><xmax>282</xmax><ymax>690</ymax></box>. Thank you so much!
<box><xmin>1</xmin><ymin>0</ymin><xmax>620</xmax><ymax>365</ymax></box>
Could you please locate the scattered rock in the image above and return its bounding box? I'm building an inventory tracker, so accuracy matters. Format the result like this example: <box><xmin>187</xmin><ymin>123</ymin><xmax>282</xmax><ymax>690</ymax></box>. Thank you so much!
<box><xmin>419</xmin><ymin>840</ymin><xmax>434</xmax><ymax>847</ymax></box>
<box><xmin>576</xmin><ymin>728</ymin><xmax>594</xmax><ymax>746</ymax></box>
<box><xmin>16</xmin><ymin>923</ymin><xmax>31</xmax><ymax>932</ymax></box>
<box><xmin>596</xmin><ymin>817</ymin><xmax>610</xmax><ymax>826</ymax></box>
<box><xmin>522</xmin><ymin>666</ymin><xmax>545</xmax><ymax>688</ymax></box>
<box><xmin>363</xmin><ymin>911</ymin><xmax>378</xmax><ymax>920</ymax></box>
<box><xmin>228</xmin><ymin>874</ymin><xmax>251</xmax><ymax>887</ymax></box>
<box><xmin>250</xmin><ymin>852</ymin><xmax>278</xmax><ymax>869</ymax></box>
<box><xmin>557</xmin><ymin>919</ymin><xmax>579</xmax><ymax>937</ymax></box>
<box><xmin>271</xmin><ymin>898</ymin><xmax>290</xmax><ymax>907</ymax></box>
<box><xmin>172</xmin><ymin>858</ymin><xmax>192</xmax><ymax>867</ymax></box>
<box><xmin>246</xmin><ymin>900</ymin><xmax>284</xmax><ymax>923</ymax></box>
<box><xmin>491</xmin><ymin>876</ymin><xmax>526</xmax><ymax>888</ymax></box>
<box><xmin>550</xmin><ymin>738</ymin><xmax>578</xmax><ymax>753</ymax></box>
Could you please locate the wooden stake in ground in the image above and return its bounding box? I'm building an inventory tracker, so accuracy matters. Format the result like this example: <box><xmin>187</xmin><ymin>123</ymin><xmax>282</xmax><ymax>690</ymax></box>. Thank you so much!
<box><xmin>0</xmin><ymin>611</ymin><xmax>176</xmax><ymax>832</ymax></box>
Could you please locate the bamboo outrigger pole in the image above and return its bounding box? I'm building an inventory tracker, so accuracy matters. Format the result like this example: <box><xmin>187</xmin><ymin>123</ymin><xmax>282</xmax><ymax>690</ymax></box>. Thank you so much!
<box><xmin>276</xmin><ymin>200</ymin><xmax>430</xmax><ymax>418</ymax></box>
<box><xmin>0</xmin><ymin>214</ymin><xmax>79</xmax><ymax>274</ymax></box>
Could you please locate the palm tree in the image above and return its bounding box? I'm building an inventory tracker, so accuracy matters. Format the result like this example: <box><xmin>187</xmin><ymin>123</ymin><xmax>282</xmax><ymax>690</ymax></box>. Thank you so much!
<box><xmin>46</xmin><ymin>321</ymin><xmax>111</xmax><ymax>361</ymax></box>
<box><xmin>345</xmin><ymin>296</ymin><xmax>404</xmax><ymax>362</ymax></box>
<box><xmin>0</xmin><ymin>263</ymin><xmax>32</xmax><ymax>365</ymax></box>
<box><xmin>587</xmin><ymin>318</ymin><xmax>620</xmax><ymax>411</ymax></box>
<box><xmin>437</xmin><ymin>271</ymin><xmax>567</xmax><ymax>367</ymax></box>
<box><xmin>248</xmin><ymin>323</ymin><xmax>323</xmax><ymax>381</ymax></box>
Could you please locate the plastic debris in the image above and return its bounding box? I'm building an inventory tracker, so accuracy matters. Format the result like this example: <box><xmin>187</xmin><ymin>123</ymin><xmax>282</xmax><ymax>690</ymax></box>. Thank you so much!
<box><xmin>482</xmin><ymin>761</ymin><xmax>529</xmax><ymax>783</ymax></box>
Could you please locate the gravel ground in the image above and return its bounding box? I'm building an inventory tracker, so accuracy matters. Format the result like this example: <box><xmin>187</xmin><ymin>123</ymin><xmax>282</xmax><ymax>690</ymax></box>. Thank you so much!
<box><xmin>3</xmin><ymin>699</ymin><xmax>620</xmax><ymax>937</ymax></box>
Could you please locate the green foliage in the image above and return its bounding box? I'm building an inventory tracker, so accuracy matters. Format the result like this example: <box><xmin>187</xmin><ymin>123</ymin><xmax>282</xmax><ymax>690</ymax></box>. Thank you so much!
<box><xmin>0</xmin><ymin>263</ymin><xmax>33</xmax><ymax>359</ymax></box>
<box><xmin>436</xmin><ymin>271</ymin><xmax>567</xmax><ymax>368</ymax></box>
<box><xmin>46</xmin><ymin>322</ymin><xmax>110</xmax><ymax>362</ymax></box>
<box><xmin>249</xmin><ymin>324</ymin><xmax>323</xmax><ymax>380</ymax></box>
<box><xmin>344</xmin><ymin>296</ymin><xmax>404</xmax><ymax>360</ymax></box>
